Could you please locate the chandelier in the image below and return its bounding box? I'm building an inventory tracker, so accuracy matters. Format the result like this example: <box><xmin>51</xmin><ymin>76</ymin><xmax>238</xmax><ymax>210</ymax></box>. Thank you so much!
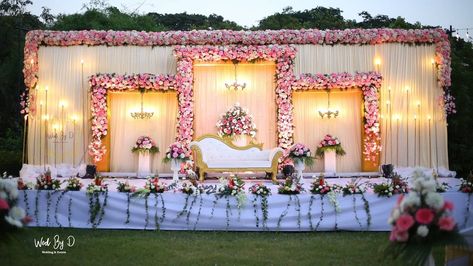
<box><xmin>318</xmin><ymin>90</ymin><xmax>339</xmax><ymax>119</ymax></box>
<box><xmin>225</xmin><ymin>62</ymin><xmax>246</xmax><ymax>91</ymax></box>
<box><xmin>130</xmin><ymin>88</ymin><xmax>154</xmax><ymax>119</ymax></box>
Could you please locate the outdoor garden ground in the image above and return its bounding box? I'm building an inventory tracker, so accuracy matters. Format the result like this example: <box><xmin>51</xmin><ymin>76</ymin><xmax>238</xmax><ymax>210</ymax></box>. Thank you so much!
<box><xmin>1</xmin><ymin>228</ymin><xmax>445</xmax><ymax>265</ymax></box>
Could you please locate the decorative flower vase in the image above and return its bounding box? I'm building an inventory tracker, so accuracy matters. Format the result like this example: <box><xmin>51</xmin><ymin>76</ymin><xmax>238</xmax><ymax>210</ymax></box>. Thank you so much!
<box><xmin>137</xmin><ymin>151</ymin><xmax>151</xmax><ymax>178</ymax></box>
<box><xmin>170</xmin><ymin>158</ymin><xmax>181</xmax><ymax>182</ymax></box>
<box><xmin>232</xmin><ymin>135</ymin><xmax>248</xmax><ymax>146</ymax></box>
<box><xmin>294</xmin><ymin>159</ymin><xmax>305</xmax><ymax>182</ymax></box>
<box><xmin>324</xmin><ymin>150</ymin><xmax>336</xmax><ymax>175</ymax></box>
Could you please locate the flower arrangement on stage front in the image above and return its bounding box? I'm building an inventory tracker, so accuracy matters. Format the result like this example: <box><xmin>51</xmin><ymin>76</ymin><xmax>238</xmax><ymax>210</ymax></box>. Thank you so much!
<box><xmin>342</xmin><ymin>178</ymin><xmax>367</xmax><ymax>196</ymax></box>
<box><xmin>0</xmin><ymin>178</ymin><xmax>32</xmax><ymax>231</ymax></box>
<box><xmin>144</xmin><ymin>177</ymin><xmax>167</xmax><ymax>193</ymax></box>
<box><xmin>385</xmin><ymin>170</ymin><xmax>465</xmax><ymax>266</ymax></box>
<box><xmin>315</xmin><ymin>134</ymin><xmax>346</xmax><ymax>158</ymax></box>
<box><xmin>131</xmin><ymin>136</ymin><xmax>159</xmax><ymax>154</ymax></box>
<box><xmin>65</xmin><ymin>177</ymin><xmax>83</xmax><ymax>191</ymax></box>
<box><xmin>35</xmin><ymin>169</ymin><xmax>61</xmax><ymax>190</ymax></box>
<box><xmin>310</xmin><ymin>175</ymin><xmax>340</xmax><ymax>195</ymax></box>
<box><xmin>216</xmin><ymin>103</ymin><xmax>257</xmax><ymax>138</ymax></box>
<box><xmin>436</xmin><ymin>181</ymin><xmax>451</xmax><ymax>193</ymax></box>
<box><xmin>116</xmin><ymin>181</ymin><xmax>136</xmax><ymax>193</ymax></box>
<box><xmin>287</xmin><ymin>143</ymin><xmax>314</xmax><ymax>167</ymax></box>
<box><xmin>162</xmin><ymin>142</ymin><xmax>191</xmax><ymax>163</ymax></box>
<box><xmin>217</xmin><ymin>176</ymin><xmax>246</xmax><ymax>208</ymax></box>
<box><xmin>278</xmin><ymin>176</ymin><xmax>304</xmax><ymax>195</ymax></box>
<box><xmin>180</xmin><ymin>182</ymin><xmax>204</xmax><ymax>196</ymax></box>
<box><xmin>17</xmin><ymin>177</ymin><xmax>32</xmax><ymax>190</ymax></box>
<box><xmin>249</xmin><ymin>183</ymin><xmax>272</xmax><ymax>197</ymax></box>
<box><xmin>373</xmin><ymin>174</ymin><xmax>409</xmax><ymax>197</ymax></box>
<box><xmin>86</xmin><ymin>176</ymin><xmax>108</xmax><ymax>194</ymax></box>
<box><xmin>459</xmin><ymin>172</ymin><xmax>473</xmax><ymax>193</ymax></box>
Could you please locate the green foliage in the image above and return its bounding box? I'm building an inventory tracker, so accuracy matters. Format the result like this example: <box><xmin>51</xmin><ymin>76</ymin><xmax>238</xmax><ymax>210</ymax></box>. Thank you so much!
<box><xmin>148</xmin><ymin>12</ymin><xmax>243</xmax><ymax>31</ymax></box>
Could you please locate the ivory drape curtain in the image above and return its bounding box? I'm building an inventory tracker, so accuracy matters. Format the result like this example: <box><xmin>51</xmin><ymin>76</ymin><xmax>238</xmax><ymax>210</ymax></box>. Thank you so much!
<box><xmin>109</xmin><ymin>92</ymin><xmax>177</xmax><ymax>173</ymax></box>
<box><xmin>193</xmin><ymin>62</ymin><xmax>277</xmax><ymax>148</ymax></box>
<box><xmin>293</xmin><ymin>91</ymin><xmax>362</xmax><ymax>172</ymax></box>
<box><xmin>294</xmin><ymin>43</ymin><xmax>448</xmax><ymax>168</ymax></box>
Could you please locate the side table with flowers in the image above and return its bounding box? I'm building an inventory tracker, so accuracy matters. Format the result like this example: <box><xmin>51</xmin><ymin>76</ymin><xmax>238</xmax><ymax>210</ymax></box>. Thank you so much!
<box><xmin>315</xmin><ymin>134</ymin><xmax>346</xmax><ymax>174</ymax></box>
<box><xmin>163</xmin><ymin>142</ymin><xmax>191</xmax><ymax>181</ymax></box>
<box><xmin>287</xmin><ymin>143</ymin><xmax>314</xmax><ymax>181</ymax></box>
<box><xmin>131</xmin><ymin>136</ymin><xmax>159</xmax><ymax>178</ymax></box>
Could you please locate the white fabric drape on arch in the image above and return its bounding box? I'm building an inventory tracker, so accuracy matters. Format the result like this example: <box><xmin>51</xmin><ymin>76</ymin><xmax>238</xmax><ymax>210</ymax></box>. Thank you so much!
<box><xmin>294</xmin><ymin>43</ymin><xmax>448</xmax><ymax>168</ymax></box>
<box><xmin>293</xmin><ymin>91</ymin><xmax>362</xmax><ymax>172</ymax></box>
<box><xmin>28</xmin><ymin>46</ymin><xmax>176</xmax><ymax>167</ymax></box>
<box><xmin>109</xmin><ymin>92</ymin><xmax>177</xmax><ymax>173</ymax></box>
<box><xmin>193</xmin><ymin>62</ymin><xmax>277</xmax><ymax>148</ymax></box>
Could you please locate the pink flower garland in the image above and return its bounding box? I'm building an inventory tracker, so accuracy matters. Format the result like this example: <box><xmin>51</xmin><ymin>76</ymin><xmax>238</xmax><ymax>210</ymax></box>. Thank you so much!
<box><xmin>89</xmin><ymin>73</ymin><xmax>177</xmax><ymax>162</ymax></box>
<box><xmin>293</xmin><ymin>72</ymin><xmax>382</xmax><ymax>161</ymax></box>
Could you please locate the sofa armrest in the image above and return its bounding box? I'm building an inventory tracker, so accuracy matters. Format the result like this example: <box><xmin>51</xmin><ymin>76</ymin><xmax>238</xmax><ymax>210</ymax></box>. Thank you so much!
<box><xmin>268</xmin><ymin>147</ymin><xmax>283</xmax><ymax>161</ymax></box>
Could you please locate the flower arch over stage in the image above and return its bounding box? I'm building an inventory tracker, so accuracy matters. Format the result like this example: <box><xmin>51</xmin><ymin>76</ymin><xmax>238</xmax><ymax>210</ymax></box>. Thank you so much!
<box><xmin>292</xmin><ymin>72</ymin><xmax>382</xmax><ymax>162</ymax></box>
<box><xmin>88</xmin><ymin>73</ymin><xmax>177</xmax><ymax>162</ymax></box>
<box><xmin>173</xmin><ymin>45</ymin><xmax>297</xmax><ymax>149</ymax></box>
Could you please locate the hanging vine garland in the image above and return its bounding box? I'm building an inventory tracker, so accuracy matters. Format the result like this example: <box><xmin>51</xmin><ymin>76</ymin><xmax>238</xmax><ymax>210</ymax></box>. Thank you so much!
<box><xmin>154</xmin><ymin>193</ymin><xmax>159</xmax><ymax>230</ymax></box>
<box><xmin>225</xmin><ymin>196</ymin><xmax>232</xmax><ymax>230</ymax></box>
<box><xmin>277</xmin><ymin>195</ymin><xmax>292</xmax><ymax>230</ymax></box>
<box><xmin>54</xmin><ymin>191</ymin><xmax>67</xmax><ymax>227</ymax></box>
<box><xmin>361</xmin><ymin>192</ymin><xmax>372</xmax><ymax>228</ymax></box>
<box><xmin>45</xmin><ymin>191</ymin><xmax>52</xmax><ymax>226</ymax></box>
<box><xmin>159</xmin><ymin>193</ymin><xmax>166</xmax><ymax>223</ymax></box>
<box><xmin>315</xmin><ymin>195</ymin><xmax>325</xmax><ymax>231</ymax></box>
<box><xmin>210</xmin><ymin>195</ymin><xmax>219</xmax><ymax>219</ymax></box>
<box><xmin>193</xmin><ymin>195</ymin><xmax>203</xmax><ymax>231</ymax></box>
<box><xmin>144</xmin><ymin>194</ymin><xmax>149</xmax><ymax>230</ymax></box>
<box><xmin>35</xmin><ymin>190</ymin><xmax>40</xmax><ymax>226</ymax></box>
<box><xmin>463</xmin><ymin>193</ymin><xmax>472</xmax><ymax>227</ymax></box>
<box><xmin>295</xmin><ymin>195</ymin><xmax>302</xmax><ymax>230</ymax></box>
<box><xmin>176</xmin><ymin>194</ymin><xmax>191</xmax><ymax>220</ymax></box>
<box><xmin>23</xmin><ymin>191</ymin><xmax>30</xmax><ymax>217</ymax></box>
<box><xmin>352</xmin><ymin>195</ymin><xmax>362</xmax><ymax>229</ymax></box>
<box><xmin>68</xmin><ymin>196</ymin><xmax>73</xmax><ymax>227</ymax></box>
<box><xmin>186</xmin><ymin>195</ymin><xmax>198</xmax><ymax>226</ymax></box>
<box><xmin>252</xmin><ymin>196</ymin><xmax>260</xmax><ymax>228</ymax></box>
<box><xmin>125</xmin><ymin>193</ymin><xmax>131</xmax><ymax>224</ymax></box>
<box><xmin>308</xmin><ymin>195</ymin><xmax>316</xmax><ymax>231</ymax></box>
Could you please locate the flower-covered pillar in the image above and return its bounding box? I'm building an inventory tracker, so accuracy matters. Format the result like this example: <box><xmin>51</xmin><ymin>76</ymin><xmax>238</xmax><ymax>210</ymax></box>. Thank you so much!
<box><xmin>175</xmin><ymin>57</ymin><xmax>195</xmax><ymax>146</ymax></box>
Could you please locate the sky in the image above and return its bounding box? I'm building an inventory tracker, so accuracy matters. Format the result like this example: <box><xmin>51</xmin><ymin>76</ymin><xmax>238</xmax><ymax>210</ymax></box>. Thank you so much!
<box><xmin>28</xmin><ymin>0</ymin><xmax>472</xmax><ymax>32</ymax></box>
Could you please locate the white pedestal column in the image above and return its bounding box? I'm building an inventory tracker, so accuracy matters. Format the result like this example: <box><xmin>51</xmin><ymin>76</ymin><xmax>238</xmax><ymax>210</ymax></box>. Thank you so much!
<box><xmin>137</xmin><ymin>151</ymin><xmax>151</xmax><ymax>178</ymax></box>
<box><xmin>324</xmin><ymin>150</ymin><xmax>336</xmax><ymax>175</ymax></box>
<box><xmin>171</xmin><ymin>159</ymin><xmax>181</xmax><ymax>182</ymax></box>
<box><xmin>294</xmin><ymin>160</ymin><xmax>305</xmax><ymax>182</ymax></box>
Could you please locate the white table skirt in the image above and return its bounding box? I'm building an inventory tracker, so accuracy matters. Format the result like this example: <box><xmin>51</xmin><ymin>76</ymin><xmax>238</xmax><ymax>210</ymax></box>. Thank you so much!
<box><xmin>17</xmin><ymin>190</ymin><xmax>473</xmax><ymax>231</ymax></box>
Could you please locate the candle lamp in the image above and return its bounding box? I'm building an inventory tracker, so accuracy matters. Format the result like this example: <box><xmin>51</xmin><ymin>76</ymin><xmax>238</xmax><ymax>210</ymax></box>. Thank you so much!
<box><xmin>374</xmin><ymin>57</ymin><xmax>381</xmax><ymax>72</ymax></box>
<box><xmin>428</xmin><ymin>116</ymin><xmax>432</xmax><ymax>168</ymax></box>
<box><xmin>405</xmin><ymin>87</ymin><xmax>410</xmax><ymax>166</ymax></box>
<box><xmin>22</xmin><ymin>115</ymin><xmax>28</xmax><ymax>165</ymax></box>
<box><xmin>395</xmin><ymin>115</ymin><xmax>401</xmax><ymax>166</ymax></box>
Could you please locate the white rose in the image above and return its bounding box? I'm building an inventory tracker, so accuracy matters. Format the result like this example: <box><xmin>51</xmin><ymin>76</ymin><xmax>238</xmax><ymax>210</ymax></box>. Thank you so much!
<box><xmin>417</xmin><ymin>225</ymin><xmax>429</xmax><ymax>237</ymax></box>
<box><xmin>401</xmin><ymin>192</ymin><xmax>421</xmax><ymax>210</ymax></box>
<box><xmin>425</xmin><ymin>192</ymin><xmax>444</xmax><ymax>210</ymax></box>
<box><xmin>9</xmin><ymin>206</ymin><xmax>26</xmax><ymax>220</ymax></box>
<box><xmin>0</xmin><ymin>191</ymin><xmax>7</xmax><ymax>199</ymax></box>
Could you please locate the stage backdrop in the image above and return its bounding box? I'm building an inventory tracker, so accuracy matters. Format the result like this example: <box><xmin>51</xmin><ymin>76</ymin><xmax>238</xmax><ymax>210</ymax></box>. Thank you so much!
<box><xmin>27</xmin><ymin>43</ymin><xmax>448</xmax><ymax>172</ymax></box>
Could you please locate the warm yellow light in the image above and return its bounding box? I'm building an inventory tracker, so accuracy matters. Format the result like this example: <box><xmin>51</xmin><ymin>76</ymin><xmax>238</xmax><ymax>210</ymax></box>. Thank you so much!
<box><xmin>24</xmin><ymin>115</ymin><xmax>28</xmax><ymax>121</ymax></box>
<box><xmin>395</xmin><ymin>115</ymin><xmax>401</xmax><ymax>120</ymax></box>
<box><xmin>416</xmin><ymin>101</ymin><xmax>421</xmax><ymax>107</ymax></box>
<box><xmin>39</xmin><ymin>101</ymin><xmax>44</xmax><ymax>106</ymax></box>
<box><xmin>414</xmin><ymin>115</ymin><xmax>417</xmax><ymax>120</ymax></box>
<box><xmin>30</xmin><ymin>58</ymin><xmax>34</xmax><ymax>65</ymax></box>
<box><xmin>52</xmin><ymin>124</ymin><xmax>60</xmax><ymax>130</ymax></box>
<box><xmin>386</xmin><ymin>100</ymin><xmax>390</xmax><ymax>105</ymax></box>
<box><xmin>59</xmin><ymin>101</ymin><xmax>67</xmax><ymax>108</ymax></box>
<box><xmin>431</xmin><ymin>58</ymin><xmax>435</xmax><ymax>65</ymax></box>
<box><xmin>405</xmin><ymin>86</ymin><xmax>410</xmax><ymax>93</ymax></box>
<box><xmin>374</xmin><ymin>57</ymin><xmax>381</xmax><ymax>66</ymax></box>
<box><xmin>71</xmin><ymin>114</ymin><xmax>79</xmax><ymax>121</ymax></box>
<box><xmin>45</xmin><ymin>86</ymin><xmax>49</xmax><ymax>91</ymax></box>
<box><xmin>427</xmin><ymin>115</ymin><xmax>432</xmax><ymax>120</ymax></box>
<box><xmin>42</xmin><ymin>114</ymin><xmax>49</xmax><ymax>120</ymax></box>
<box><xmin>80</xmin><ymin>59</ymin><xmax>84</xmax><ymax>65</ymax></box>
<box><xmin>388</xmin><ymin>86</ymin><xmax>391</xmax><ymax>92</ymax></box>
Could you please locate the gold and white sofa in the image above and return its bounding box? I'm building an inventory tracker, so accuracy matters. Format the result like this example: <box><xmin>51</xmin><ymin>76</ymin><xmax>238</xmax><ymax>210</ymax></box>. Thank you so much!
<box><xmin>189</xmin><ymin>135</ymin><xmax>283</xmax><ymax>182</ymax></box>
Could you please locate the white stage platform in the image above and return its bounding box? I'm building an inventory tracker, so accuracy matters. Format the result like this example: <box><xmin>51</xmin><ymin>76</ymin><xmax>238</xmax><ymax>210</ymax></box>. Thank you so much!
<box><xmin>16</xmin><ymin>177</ymin><xmax>473</xmax><ymax>232</ymax></box>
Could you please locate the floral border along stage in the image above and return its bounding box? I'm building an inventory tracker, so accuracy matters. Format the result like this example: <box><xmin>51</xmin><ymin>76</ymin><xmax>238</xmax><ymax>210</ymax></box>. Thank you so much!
<box><xmin>23</xmin><ymin>28</ymin><xmax>453</xmax><ymax>118</ymax></box>
<box><xmin>89</xmin><ymin>73</ymin><xmax>177</xmax><ymax>162</ymax></box>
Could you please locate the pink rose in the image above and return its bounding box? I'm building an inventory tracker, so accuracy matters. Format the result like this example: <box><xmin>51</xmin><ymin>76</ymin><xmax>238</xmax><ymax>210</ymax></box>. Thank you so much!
<box><xmin>395</xmin><ymin>214</ymin><xmax>415</xmax><ymax>231</ymax></box>
<box><xmin>415</xmin><ymin>208</ymin><xmax>435</xmax><ymax>225</ymax></box>
<box><xmin>394</xmin><ymin>228</ymin><xmax>409</xmax><ymax>242</ymax></box>
<box><xmin>0</xmin><ymin>198</ymin><xmax>9</xmax><ymax>210</ymax></box>
<box><xmin>443</xmin><ymin>201</ymin><xmax>454</xmax><ymax>212</ymax></box>
<box><xmin>438</xmin><ymin>216</ymin><xmax>455</xmax><ymax>231</ymax></box>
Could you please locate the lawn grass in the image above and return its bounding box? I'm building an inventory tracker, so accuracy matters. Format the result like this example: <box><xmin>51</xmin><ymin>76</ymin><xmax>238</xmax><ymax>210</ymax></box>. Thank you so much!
<box><xmin>1</xmin><ymin>228</ymin><xmax>445</xmax><ymax>266</ymax></box>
